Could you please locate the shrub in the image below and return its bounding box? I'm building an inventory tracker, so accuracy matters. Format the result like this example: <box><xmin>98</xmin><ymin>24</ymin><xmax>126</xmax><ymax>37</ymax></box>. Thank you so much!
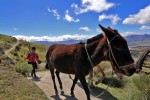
<box><xmin>132</xmin><ymin>74</ymin><xmax>150</xmax><ymax>100</ymax></box>
<box><xmin>15</xmin><ymin>62</ymin><xmax>32</xmax><ymax>76</ymax></box>
<box><xmin>102</xmin><ymin>77</ymin><xmax>125</xmax><ymax>88</ymax></box>
<box><xmin>15</xmin><ymin>45</ymin><xmax>20</xmax><ymax>51</ymax></box>
<box><xmin>13</xmin><ymin>52</ymin><xmax>18</xmax><ymax>56</ymax></box>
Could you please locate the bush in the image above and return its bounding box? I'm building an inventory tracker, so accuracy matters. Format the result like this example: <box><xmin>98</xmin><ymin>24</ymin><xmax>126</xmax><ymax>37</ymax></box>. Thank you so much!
<box><xmin>15</xmin><ymin>62</ymin><xmax>32</xmax><ymax>76</ymax></box>
<box><xmin>132</xmin><ymin>74</ymin><xmax>150</xmax><ymax>100</ymax></box>
<box><xmin>102</xmin><ymin>77</ymin><xmax>125</xmax><ymax>88</ymax></box>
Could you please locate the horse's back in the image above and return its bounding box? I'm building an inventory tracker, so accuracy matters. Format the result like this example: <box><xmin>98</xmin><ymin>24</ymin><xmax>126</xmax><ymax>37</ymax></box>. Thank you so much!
<box><xmin>47</xmin><ymin>44</ymin><xmax>80</xmax><ymax>74</ymax></box>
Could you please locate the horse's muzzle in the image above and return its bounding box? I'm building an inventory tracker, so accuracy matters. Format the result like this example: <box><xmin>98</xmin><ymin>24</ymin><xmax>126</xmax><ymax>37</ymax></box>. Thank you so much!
<box><xmin>121</xmin><ymin>63</ymin><xmax>136</xmax><ymax>76</ymax></box>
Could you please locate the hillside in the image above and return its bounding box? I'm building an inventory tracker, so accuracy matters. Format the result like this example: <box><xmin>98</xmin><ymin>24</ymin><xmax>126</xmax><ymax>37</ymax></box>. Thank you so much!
<box><xmin>0</xmin><ymin>34</ymin><xmax>17</xmax><ymax>50</ymax></box>
<box><xmin>0</xmin><ymin>34</ymin><xmax>48</xmax><ymax>99</ymax></box>
<box><xmin>125</xmin><ymin>34</ymin><xmax>150</xmax><ymax>46</ymax></box>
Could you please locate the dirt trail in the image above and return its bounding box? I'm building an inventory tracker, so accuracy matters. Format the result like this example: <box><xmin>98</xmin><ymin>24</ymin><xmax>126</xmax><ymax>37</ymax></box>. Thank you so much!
<box><xmin>5</xmin><ymin>40</ymin><xmax>19</xmax><ymax>58</ymax></box>
<box><xmin>28</xmin><ymin>69</ymin><xmax>101</xmax><ymax>100</ymax></box>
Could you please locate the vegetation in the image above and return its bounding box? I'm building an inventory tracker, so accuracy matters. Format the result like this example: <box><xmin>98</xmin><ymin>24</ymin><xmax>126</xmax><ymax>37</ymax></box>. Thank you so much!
<box><xmin>0</xmin><ymin>34</ymin><xmax>149</xmax><ymax>99</ymax></box>
<box><xmin>9</xmin><ymin>40</ymin><xmax>48</xmax><ymax>75</ymax></box>
<box><xmin>0</xmin><ymin>34</ymin><xmax>17</xmax><ymax>50</ymax></box>
<box><xmin>0</xmin><ymin>54</ymin><xmax>48</xmax><ymax>100</ymax></box>
<box><xmin>91</xmin><ymin>46</ymin><xmax>150</xmax><ymax>100</ymax></box>
<box><xmin>0</xmin><ymin>34</ymin><xmax>48</xmax><ymax>99</ymax></box>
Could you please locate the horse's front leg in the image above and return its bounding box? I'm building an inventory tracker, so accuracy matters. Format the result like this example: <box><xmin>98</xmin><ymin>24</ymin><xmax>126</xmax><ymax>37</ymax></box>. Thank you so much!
<box><xmin>79</xmin><ymin>75</ymin><xmax>91</xmax><ymax>100</ymax></box>
<box><xmin>50</xmin><ymin>68</ymin><xmax>58</xmax><ymax>94</ymax></box>
<box><xmin>55</xmin><ymin>70</ymin><xmax>63</xmax><ymax>90</ymax></box>
<box><xmin>70</xmin><ymin>75</ymin><xmax>78</xmax><ymax>97</ymax></box>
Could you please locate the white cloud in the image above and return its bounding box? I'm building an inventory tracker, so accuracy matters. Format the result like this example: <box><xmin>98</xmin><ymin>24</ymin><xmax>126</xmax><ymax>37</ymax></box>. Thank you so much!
<box><xmin>96</xmin><ymin>28</ymin><xmax>102</xmax><ymax>33</ymax></box>
<box><xmin>122</xmin><ymin>32</ymin><xmax>142</xmax><ymax>36</ymax></box>
<box><xmin>123</xmin><ymin>5</ymin><xmax>150</xmax><ymax>24</ymax></box>
<box><xmin>71</xmin><ymin>0</ymin><xmax>115</xmax><ymax>14</ymax></box>
<box><xmin>140</xmin><ymin>25</ymin><xmax>150</xmax><ymax>30</ymax></box>
<box><xmin>13</xmin><ymin>28</ymin><xmax>19</xmax><ymax>31</ymax></box>
<box><xmin>98</xmin><ymin>14</ymin><xmax>121</xmax><ymax>25</ymax></box>
<box><xmin>64</xmin><ymin>10</ymin><xmax>80</xmax><ymax>22</ymax></box>
<box><xmin>48</xmin><ymin>8</ymin><xmax>60</xmax><ymax>20</ymax></box>
<box><xmin>79</xmin><ymin>27</ymin><xmax>91</xmax><ymax>31</ymax></box>
<box><xmin>13</xmin><ymin>34</ymin><xmax>94</xmax><ymax>42</ymax></box>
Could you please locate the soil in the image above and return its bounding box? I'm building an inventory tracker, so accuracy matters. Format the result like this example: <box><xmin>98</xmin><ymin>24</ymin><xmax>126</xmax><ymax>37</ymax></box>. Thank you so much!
<box><xmin>27</xmin><ymin>70</ymin><xmax>101</xmax><ymax>100</ymax></box>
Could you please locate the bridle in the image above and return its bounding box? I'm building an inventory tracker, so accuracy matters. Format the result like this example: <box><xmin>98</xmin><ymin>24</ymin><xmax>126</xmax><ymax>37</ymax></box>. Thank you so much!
<box><xmin>85</xmin><ymin>34</ymin><xmax>135</xmax><ymax>75</ymax></box>
<box><xmin>84</xmin><ymin>33</ymin><xmax>135</xmax><ymax>98</ymax></box>
<box><xmin>107</xmin><ymin>35</ymin><xmax>135</xmax><ymax>75</ymax></box>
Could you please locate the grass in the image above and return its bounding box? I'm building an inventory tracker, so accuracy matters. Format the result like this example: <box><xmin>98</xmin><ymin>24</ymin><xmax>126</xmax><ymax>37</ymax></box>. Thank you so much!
<box><xmin>0</xmin><ymin>54</ymin><xmax>48</xmax><ymax>100</ymax></box>
<box><xmin>0</xmin><ymin>34</ymin><xmax>17</xmax><ymax>50</ymax></box>
<box><xmin>9</xmin><ymin>40</ymin><xmax>48</xmax><ymax>74</ymax></box>
<box><xmin>0</xmin><ymin>34</ymin><xmax>48</xmax><ymax>99</ymax></box>
<box><xmin>91</xmin><ymin>46</ymin><xmax>150</xmax><ymax>100</ymax></box>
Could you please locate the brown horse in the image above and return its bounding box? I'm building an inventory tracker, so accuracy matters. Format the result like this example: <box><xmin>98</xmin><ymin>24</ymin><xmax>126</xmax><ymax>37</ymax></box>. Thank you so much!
<box><xmin>46</xmin><ymin>24</ymin><xmax>137</xmax><ymax>100</ymax></box>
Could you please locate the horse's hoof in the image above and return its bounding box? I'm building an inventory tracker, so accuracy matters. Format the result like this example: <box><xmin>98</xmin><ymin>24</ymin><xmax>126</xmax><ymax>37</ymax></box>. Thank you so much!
<box><xmin>70</xmin><ymin>92</ymin><xmax>75</xmax><ymax>97</ymax></box>
<box><xmin>60</xmin><ymin>86</ymin><xmax>63</xmax><ymax>90</ymax></box>
<box><xmin>55</xmin><ymin>91</ymin><xmax>58</xmax><ymax>95</ymax></box>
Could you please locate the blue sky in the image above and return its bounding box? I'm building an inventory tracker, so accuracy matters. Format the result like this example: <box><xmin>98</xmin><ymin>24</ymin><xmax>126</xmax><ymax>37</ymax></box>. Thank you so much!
<box><xmin>0</xmin><ymin>0</ymin><xmax>150</xmax><ymax>41</ymax></box>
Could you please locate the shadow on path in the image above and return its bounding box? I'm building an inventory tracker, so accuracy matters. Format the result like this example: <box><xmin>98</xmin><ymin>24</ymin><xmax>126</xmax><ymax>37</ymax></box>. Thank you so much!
<box><xmin>76</xmin><ymin>81</ymin><xmax>118</xmax><ymax>100</ymax></box>
<box><xmin>31</xmin><ymin>76</ymin><xmax>42</xmax><ymax>82</ymax></box>
<box><xmin>51</xmin><ymin>91</ymin><xmax>78</xmax><ymax>100</ymax></box>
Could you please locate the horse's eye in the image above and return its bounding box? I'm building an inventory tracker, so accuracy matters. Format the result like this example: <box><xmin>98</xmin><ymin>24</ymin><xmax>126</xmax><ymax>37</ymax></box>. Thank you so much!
<box><xmin>113</xmin><ymin>46</ymin><xmax>122</xmax><ymax>51</ymax></box>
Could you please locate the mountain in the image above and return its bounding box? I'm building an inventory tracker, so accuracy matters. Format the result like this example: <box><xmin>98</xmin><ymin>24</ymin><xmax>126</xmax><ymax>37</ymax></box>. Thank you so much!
<box><xmin>33</xmin><ymin>34</ymin><xmax>150</xmax><ymax>46</ymax></box>
<box><xmin>33</xmin><ymin>40</ymin><xmax>83</xmax><ymax>46</ymax></box>
<box><xmin>125</xmin><ymin>34</ymin><xmax>150</xmax><ymax>46</ymax></box>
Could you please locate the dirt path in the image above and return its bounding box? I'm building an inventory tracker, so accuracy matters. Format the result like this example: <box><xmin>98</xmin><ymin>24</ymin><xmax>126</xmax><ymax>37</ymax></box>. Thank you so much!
<box><xmin>5</xmin><ymin>40</ymin><xmax>19</xmax><ymax>58</ymax></box>
<box><xmin>27</xmin><ymin>69</ymin><xmax>101</xmax><ymax>100</ymax></box>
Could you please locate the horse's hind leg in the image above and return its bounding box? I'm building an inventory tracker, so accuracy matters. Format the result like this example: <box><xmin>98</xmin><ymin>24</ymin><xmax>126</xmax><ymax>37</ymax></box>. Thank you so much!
<box><xmin>69</xmin><ymin>74</ymin><xmax>72</xmax><ymax>80</ymax></box>
<box><xmin>79</xmin><ymin>75</ymin><xmax>91</xmax><ymax>100</ymax></box>
<box><xmin>70</xmin><ymin>75</ymin><xmax>78</xmax><ymax>97</ymax></box>
<box><xmin>50</xmin><ymin>68</ymin><xmax>58</xmax><ymax>94</ymax></box>
<box><xmin>55</xmin><ymin>70</ymin><xmax>63</xmax><ymax>90</ymax></box>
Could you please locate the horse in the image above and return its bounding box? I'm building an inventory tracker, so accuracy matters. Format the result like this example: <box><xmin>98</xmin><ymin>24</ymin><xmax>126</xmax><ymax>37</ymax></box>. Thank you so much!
<box><xmin>46</xmin><ymin>24</ymin><xmax>137</xmax><ymax>100</ymax></box>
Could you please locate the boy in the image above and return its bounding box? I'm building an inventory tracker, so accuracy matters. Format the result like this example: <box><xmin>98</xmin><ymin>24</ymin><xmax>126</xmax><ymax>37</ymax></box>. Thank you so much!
<box><xmin>26</xmin><ymin>47</ymin><xmax>39</xmax><ymax>78</ymax></box>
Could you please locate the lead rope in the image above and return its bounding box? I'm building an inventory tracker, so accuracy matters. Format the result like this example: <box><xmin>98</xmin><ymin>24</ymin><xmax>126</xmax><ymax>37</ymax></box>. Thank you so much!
<box><xmin>107</xmin><ymin>35</ymin><xmax>120</xmax><ymax>69</ymax></box>
<box><xmin>84</xmin><ymin>41</ymin><xmax>94</xmax><ymax>67</ymax></box>
<box><xmin>94</xmin><ymin>36</ymin><xmax>119</xmax><ymax>98</ymax></box>
<box><xmin>84</xmin><ymin>35</ymin><xmax>119</xmax><ymax>98</ymax></box>
<box><xmin>84</xmin><ymin>41</ymin><xmax>94</xmax><ymax>88</ymax></box>
<box><xmin>84</xmin><ymin>40</ymin><xmax>112</xmax><ymax>98</ymax></box>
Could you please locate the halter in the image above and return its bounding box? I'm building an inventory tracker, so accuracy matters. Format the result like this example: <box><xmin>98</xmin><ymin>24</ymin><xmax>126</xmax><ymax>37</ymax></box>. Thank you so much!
<box><xmin>84</xmin><ymin>35</ymin><xmax>119</xmax><ymax>68</ymax></box>
<box><xmin>84</xmin><ymin>35</ymin><xmax>120</xmax><ymax>98</ymax></box>
<box><xmin>107</xmin><ymin>35</ymin><xmax>134</xmax><ymax>75</ymax></box>
<box><xmin>85</xmin><ymin>34</ymin><xmax>135</xmax><ymax>80</ymax></box>
<box><xmin>85</xmin><ymin>34</ymin><xmax>135</xmax><ymax>97</ymax></box>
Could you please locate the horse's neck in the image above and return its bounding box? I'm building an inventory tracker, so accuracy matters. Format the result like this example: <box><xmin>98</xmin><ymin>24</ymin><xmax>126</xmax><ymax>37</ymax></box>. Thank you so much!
<box><xmin>86</xmin><ymin>37</ymin><xmax>107</xmax><ymax>66</ymax></box>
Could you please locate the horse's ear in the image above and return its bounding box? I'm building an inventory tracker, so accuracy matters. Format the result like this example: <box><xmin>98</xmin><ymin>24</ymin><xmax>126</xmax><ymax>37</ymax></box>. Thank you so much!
<box><xmin>99</xmin><ymin>24</ymin><xmax>114</xmax><ymax>38</ymax></box>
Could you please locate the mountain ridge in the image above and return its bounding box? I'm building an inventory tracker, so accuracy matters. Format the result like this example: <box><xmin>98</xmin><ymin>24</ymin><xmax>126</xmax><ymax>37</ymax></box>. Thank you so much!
<box><xmin>33</xmin><ymin>34</ymin><xmax>150</xmax><ymax>46</ymax></box>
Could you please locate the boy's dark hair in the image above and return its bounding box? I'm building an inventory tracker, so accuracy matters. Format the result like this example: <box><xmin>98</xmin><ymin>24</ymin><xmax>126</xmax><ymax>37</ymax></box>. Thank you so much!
<box><xmin>32</xmin><ymin>47</ymin><xmax>36</xmax><ymax>50</ymax></box>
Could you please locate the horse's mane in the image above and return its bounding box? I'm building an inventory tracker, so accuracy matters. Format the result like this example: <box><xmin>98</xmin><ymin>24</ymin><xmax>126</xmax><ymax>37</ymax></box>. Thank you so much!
<box><xmin>77</xmin><ymin>34</ymin><xmax>103</xmax><ymax>44</ymax></box>
<box><xmin>87</xmin><ymin>34</ymin><xmax>103</xmax><ymax>43</ymax></box>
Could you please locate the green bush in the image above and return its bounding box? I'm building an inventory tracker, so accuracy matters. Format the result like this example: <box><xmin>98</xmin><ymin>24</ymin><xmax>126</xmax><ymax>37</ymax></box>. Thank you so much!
<box><xmin>132</xmin><ymin>74</ymin><xmax>150</xmax><ymax>100</ymax></box>
<box><xmin>15</xmin><ymin>62</ymin><xmax>32</xmax><ymax>76</ymax></box>
<box><xmin>102</xmin><ymin>77</ymin><xmax>125</xmax><ymax>88</ymax></box>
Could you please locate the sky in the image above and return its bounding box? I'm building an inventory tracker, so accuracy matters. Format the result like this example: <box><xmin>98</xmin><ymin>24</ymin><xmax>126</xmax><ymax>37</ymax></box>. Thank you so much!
<box><xmin>0</xmin><ymin>0</ymin><xmax>150</xmax><ymax>42</ymax></box>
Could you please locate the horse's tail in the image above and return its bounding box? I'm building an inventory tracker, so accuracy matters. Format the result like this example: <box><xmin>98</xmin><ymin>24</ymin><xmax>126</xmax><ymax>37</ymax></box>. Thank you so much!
<box><xmin>45</xmin><ymin>63</ymin><xmax>49</xmax><ymax>69</ymax></box>
<box><xmin>45</xmin><ymin>45</ymin><xmax>55</xmax><ymax>69</ymax></box>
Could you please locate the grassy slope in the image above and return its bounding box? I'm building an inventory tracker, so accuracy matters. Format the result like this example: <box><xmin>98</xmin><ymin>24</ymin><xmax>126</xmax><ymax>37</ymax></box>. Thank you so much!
<box><xmin>9</xmin><ymin>40</ymin><xmax>48</xmax><ymax>73</ymax></box>
<box><xmin>0</xmin><ymin>34</ymin><xmax>17</xmax><ymax>50</ymax></box>
<box><xmin>1</xmin><ymin>34</ymin><xmax>149</xmax><ymax>100</ymax></box>
<box><xmin>0</xmin><ymin>35</ymin><xmax>48</xmax><ymax>100</ymax></box>
<box><xmin>92</xmin><ymin>46</ymin><xmax>150</xmax><ymax>100</ymax></box>
<box><xmin>0</xmin><ymin>55</ymin><xmax>48</xmax><ymax>100</ymax></box>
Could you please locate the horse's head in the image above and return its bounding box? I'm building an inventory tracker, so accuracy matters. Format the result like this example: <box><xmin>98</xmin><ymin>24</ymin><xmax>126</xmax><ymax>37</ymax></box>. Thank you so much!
<box><xmin>99</xmin><ymin>24</ymin><xmax>136</xmax><ymax>76</ymax></box>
